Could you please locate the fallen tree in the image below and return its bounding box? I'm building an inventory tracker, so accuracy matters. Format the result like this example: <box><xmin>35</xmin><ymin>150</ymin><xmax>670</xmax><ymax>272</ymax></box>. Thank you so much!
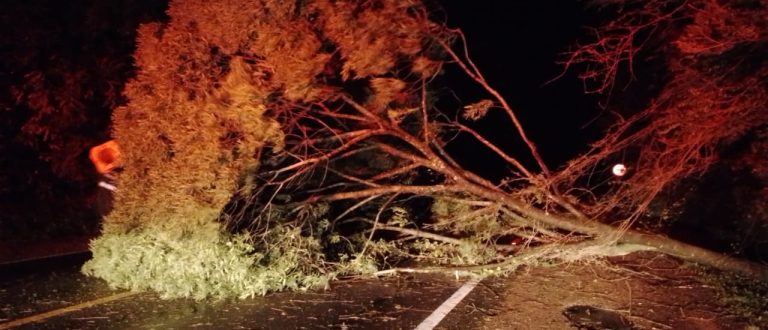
<box><xmin>84</xmin><ymin>0</ymin><xmax>768</xmax><ymax>299</ymax></box>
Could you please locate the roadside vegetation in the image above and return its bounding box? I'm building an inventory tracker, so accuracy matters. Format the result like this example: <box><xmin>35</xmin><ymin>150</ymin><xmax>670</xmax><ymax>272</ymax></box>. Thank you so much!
<box><xmin>2</xmin><ymin>0</ymin><xmax>765</xmax><ymax>301</ymax></box>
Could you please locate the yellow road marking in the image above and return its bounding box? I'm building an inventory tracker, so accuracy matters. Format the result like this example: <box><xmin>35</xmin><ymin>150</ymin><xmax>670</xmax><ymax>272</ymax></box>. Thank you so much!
<box><xmin>0</xmin><ymin>291</ymin><xmax>138</xmax><ymax>329</ymax></box>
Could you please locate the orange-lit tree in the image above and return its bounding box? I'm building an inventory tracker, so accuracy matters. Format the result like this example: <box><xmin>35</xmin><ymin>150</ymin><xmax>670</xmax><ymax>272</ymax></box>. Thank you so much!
<box><xmin>553</xmin><ymin>0</ymin><xmax>767</xmax><ymax>221</ymax></box>
<box><xmin>84</xmin><ymin>0</ymin><xmax>768</xmax><ymax>299</ymax></box>
<box><xmin>0</xmin><ymin>0</ymin><xmax>164</xmax><ymax>240</ymax></box>
<box><xmin>547</xmin><ymin>0</ymin><xmax>768</xmax><ymax>264</ymax></box>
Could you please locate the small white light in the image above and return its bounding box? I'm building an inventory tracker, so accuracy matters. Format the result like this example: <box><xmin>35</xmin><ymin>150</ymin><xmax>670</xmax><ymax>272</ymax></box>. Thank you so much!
<box><xmin>612</xmin><ymin>164</ymin><xmax>627</xmax><ymax>177</ymax></box>
<box><xmin>98</xmin><ymin>181</ymin><xmax>118</xmax><ymax>191</ymax></box>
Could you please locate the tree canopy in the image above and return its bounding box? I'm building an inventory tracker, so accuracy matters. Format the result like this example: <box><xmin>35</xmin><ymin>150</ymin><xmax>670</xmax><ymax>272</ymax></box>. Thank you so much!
<box><xmin>1</xmin><ymin>0</ymin><xmax>764</xmax><ymax>300</ymax></box>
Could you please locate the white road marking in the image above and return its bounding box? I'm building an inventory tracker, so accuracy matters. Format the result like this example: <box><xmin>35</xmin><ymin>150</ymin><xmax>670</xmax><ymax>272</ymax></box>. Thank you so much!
<box><xmin>414</xmin><ymin>277</ymin><xmax>481</xmax><ymax>330</ymax></box>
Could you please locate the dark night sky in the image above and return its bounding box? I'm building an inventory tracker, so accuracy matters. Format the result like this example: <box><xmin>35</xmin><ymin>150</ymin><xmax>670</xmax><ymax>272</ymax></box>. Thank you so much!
<box><xmin>438</xmin><ymin>1</ymin><xmax>603</xmax><ymax>177</ymax></box>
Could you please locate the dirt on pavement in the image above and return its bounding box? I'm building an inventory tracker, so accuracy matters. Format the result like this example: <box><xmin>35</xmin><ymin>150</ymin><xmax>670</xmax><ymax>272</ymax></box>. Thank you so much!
<box><xmin>449</xmin><ymin>251</ymin><xmax>767</xmax><ymax>330</ymax></box>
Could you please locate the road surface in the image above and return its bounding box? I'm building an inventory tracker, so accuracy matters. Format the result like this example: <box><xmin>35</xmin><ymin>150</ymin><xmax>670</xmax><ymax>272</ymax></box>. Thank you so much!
<box><xmin>0</xmin><ymin>254</ymin><xmax>497</xmax><ymax>329</ymax></box>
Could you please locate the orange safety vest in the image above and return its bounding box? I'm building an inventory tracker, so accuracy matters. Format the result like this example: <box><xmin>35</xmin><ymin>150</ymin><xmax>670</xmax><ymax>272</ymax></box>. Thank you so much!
<box><xmin>89</xmin><ymin>140</ymin><xmax>122</xmax><ymax>174</ymax></box>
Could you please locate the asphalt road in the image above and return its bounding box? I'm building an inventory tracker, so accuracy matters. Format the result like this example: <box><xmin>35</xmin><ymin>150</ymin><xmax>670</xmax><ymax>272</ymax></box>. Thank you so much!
<box><xmin>0</xmin><ymin>254</ymin><xmax>498</xmax><ymax>329</ymax></box>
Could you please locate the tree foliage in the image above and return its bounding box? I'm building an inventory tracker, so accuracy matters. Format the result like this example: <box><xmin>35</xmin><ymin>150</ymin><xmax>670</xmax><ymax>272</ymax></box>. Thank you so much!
<box><xmin>83</xmin><ymin>0</ymin><xmax>768</xmax><ymax>299</ymax></box>
<box><xmin>86</xmin><ymin>0</ymin><xmax>454</xmax><ymax>298</ymax></box>
<box><xmin>554</xmin><ymin>0</ymin><xmax>768</xmax><ymax>222</ymax></box>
